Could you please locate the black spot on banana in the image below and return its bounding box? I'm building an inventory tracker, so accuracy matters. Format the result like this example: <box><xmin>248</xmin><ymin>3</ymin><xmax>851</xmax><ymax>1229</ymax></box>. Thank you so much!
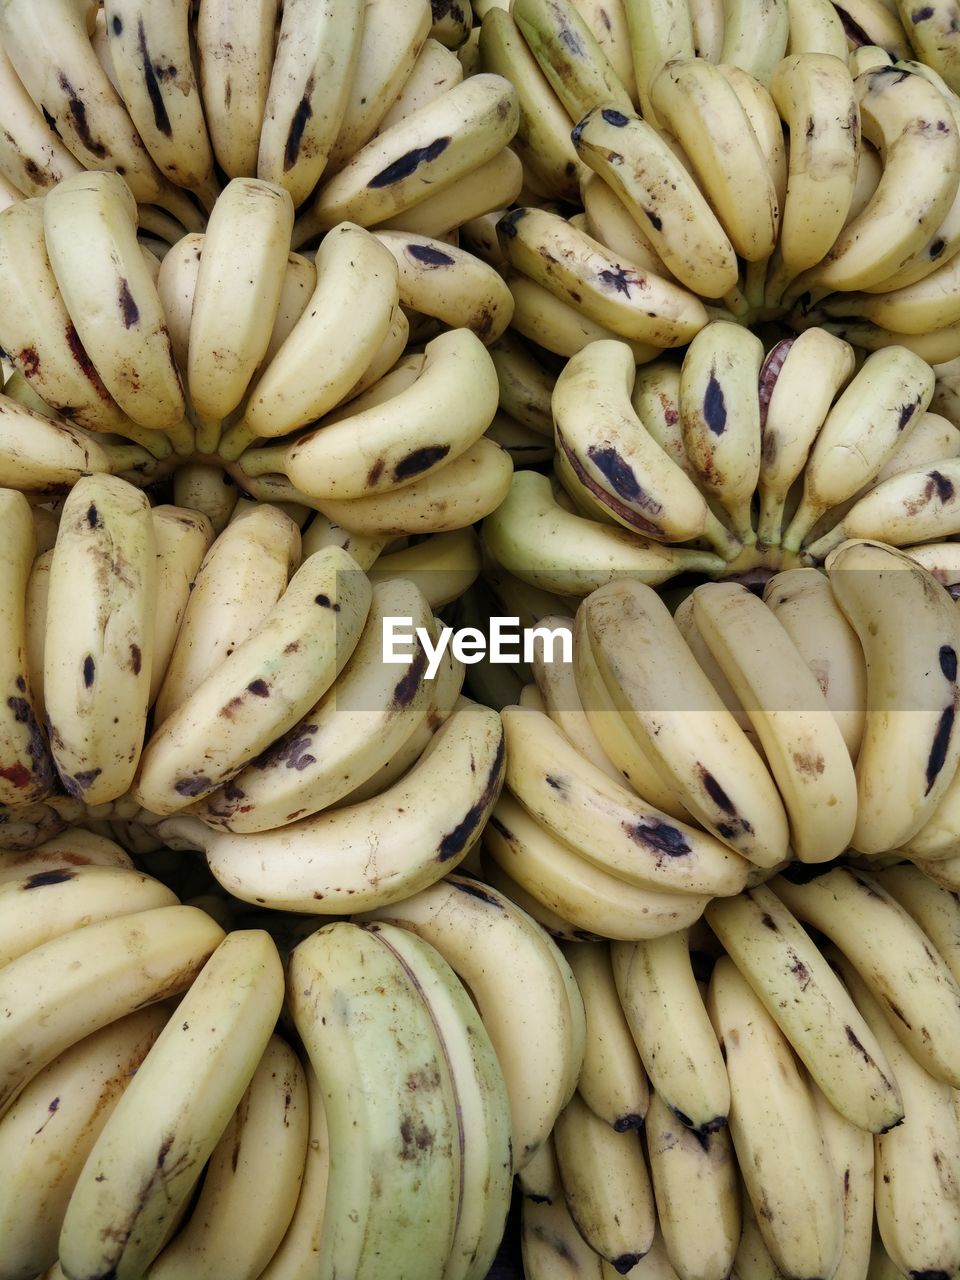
<box><xmin>368</xmin><ymin>138</ymin><xmax>451</xmax><ymax>188</ymax></box>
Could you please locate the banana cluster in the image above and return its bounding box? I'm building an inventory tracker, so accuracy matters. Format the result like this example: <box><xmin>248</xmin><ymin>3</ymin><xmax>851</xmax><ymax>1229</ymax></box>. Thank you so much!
<box><xmin>472</xmin><ymin>0</ymin><xmax>960</xmax><ymax>363</ymax></box>
<box><xmin>484</xmin><ymin>328</ymin><xmax>960</xmax><ymax>589</ymax></box>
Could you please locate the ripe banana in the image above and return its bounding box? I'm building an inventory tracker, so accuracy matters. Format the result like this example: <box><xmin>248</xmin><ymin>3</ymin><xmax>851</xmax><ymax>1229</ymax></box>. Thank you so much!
<box><xmin>826</xmin><ymin>538</ymin><xmax>960</xmax><ymax>852</ymax></box>
<box><xmin>897</xmin><ymin>0</ymin><xmax>960</xmax><ymax>93</ymax></box>
<box><xmin>876</xmin><ymin>862</ymin><xmax>960</xmax><ymax>983</ymax></box>
<box><xmin>705</xmin><ymin>883</ymin><xmax>904</xmax><ymax>1132</ymax></box>
<box><xmin>0</xmin><ymin>904</ymin><xmax>224</xmax><ymax>1116</ymax></box>
<box><xmin>620</xmin><ymin>0</ymin><xmax>694</xmax><ymax>121</ymax></box>
<box><xmin>194</xmin><ymin>577</ymin><xmax>434</xmax><ymax>831</ymax></box>
<box><xmin>104</xmin><ymin>0</ymin><xmax>217</xmax><ymax>204</ymax></box>
<box><xmin>187</xmin><ymin>178</ymin><xmax>295</xmax><ymax>436</ymax></box>
<box><xmin>506</xmin><ymin>269</ymin><xmax>661</xmax><ymax>362</ymax></box>
<box><xmin>256</xmin><ymin>0</ymin><xmax>363</xmax><ymax>207</ymax></box>
<box><xmin>287</xmin><ymin>920</ymin><xmax>461</xmax><ymax>1280</ymax></box>
<box><xmin>369</xmin><ymin>526</ymin><xmax>481</xmax><ymax>607</ymax></box>
<box><xmin>762</xmin><ymin>566</ymin><xmax>867</xmax><ymax>759</ymax></box>
<box><xmin>377</xmin><ymin>37</ymin><xmax>463</xmax><ymax>131</ymax></box>
<box><xmin>679</xmin><ymin>320</ymin><xmax>763</xmax><ymax>544</ymax></box>
<box><xmin>572</xmin><ymin>103</ymin><xmax>739</xmax><ymax>298</ymax></box>
<box><xmin>0</xmin><ymin>42</ymin><xmax>82</xmax><ymax>196</ymax></box>
<box><xmin>148</xmin><ymin>505</ymin><xmax>215</xmax><ymax>707</ymax></box>
<box><xmin>719</xmin><ymin>0</ymin><xmax>789</xmax><ymax>82</ymax></box>
<box><xmin>42</xmin><ymin>171</ymin><xmax>185</xmax><ymax>430</ymax></box>
<box><xmin>502</xmin><ymin>704</ymin><xmax>749</xmax><ymax>896</ymax></box>
<box><xmin>650</xmin><ymin>57</ymin><xmax>780</xmax><ymax>263</ymax></box>
<box><xmin>196</xmin><ymin>0</ymin><xmax>278</xmax><ymax>178</ymax></box>
<box><xmin>484</xmin><ymin>791</ymin><xmax>712</xmax><ymax>939</ymax></box>
<box><xmin>706</xmin><ymin>954</ymin><xmax>844</xmax><ymax>1280</ymax></box>
<box><xmin>580</xmin><ymin>578</ymin><xmax>790</xmax><ymax>867</ymax></box>
<box><xmin>786</xmin><ymin>0</ymin><xmax>848</xmax><ymax>57</ymax></box>
<box><xmin>781</xmin><ymin>345</ymin><xmax>935</xmax><ymax>550</ymax></box>
<box><xmin>0</xmin><ymin>826</ymin><xmax>134</xmax><ymax>884</ymax></box>
<box><xmin>521</xmin><ymin>1173</ymin><xmax>605</xmax><ymax>1279</ymax></box>
<box><xmin>155</xmin><ymin>503</ymin><xmax>301</xmax><ymax>724</ymax></box>
<box><xmin>808</xmin><ymin>1075</ymin><xmax>875</xmax><ymax>1280</ymax></box>
<box><xmin>60</xmin><ymin>930</ymin><xmax>284</xmax><ymax>1280</ymax></box>
<box><xmin>561</xmin><ymin>941</ymin><xmax>650</xmax><ymax>1132</ymax></box>
<box><xmin>553</xmin><ymin>1091</ymin><xmax>654</xmax><ymax>1272</ymax></box>
<box><xmin>773</xmin><ymin>865</ymin><xmax>960</xmax><ymax>1086</ymax></box>
<box><xmin>612</xmin><ymin>930</ymin><xmax>730</xmax><ymax>1133</ymax></box>
<box><xmin>512</xmin><ymin>0</ymin><xmax>633</xmax><ymax>124</ymax></box>
<box><xmin>44</xmin><ymin>474</ymin><xmax>155</xmax><ymax>806</ymax></box>
<box><xmin>377</xmin><ymin>149</ymin><xmax>522</xmax><ymax>238</ymax></box>
<box><xmin>644</xmin><ymin>1088</ymin><xmax>741</xmax><ymax>1280</ymax></box>
<box><xmin>162</xmin><ymin>700</ymin><xmax>504</xmax><ymax>911</ymax></box>
<box><xmin>489</xmin><ymin>331</ymin><xmax>555</xmax><ymax>435</ymax></box>
<box><xmin>146</xmin><ymin>1035</ymin><xmax>309</xmax><ymax>1280</ymax></box>
<box><xmin>691</xmin><ymin>580</ymin><xmax>859</xmax><ymax>861</ymax></box>
<box><xmin>133</xmin><ymin>545</ymin><xmax>371</xmax><ymax>815</ymax></box>
<box><xmin>0</xmin><ymin>1006</ymin><xmax>169</xmax><ymax>1280</ymax></box>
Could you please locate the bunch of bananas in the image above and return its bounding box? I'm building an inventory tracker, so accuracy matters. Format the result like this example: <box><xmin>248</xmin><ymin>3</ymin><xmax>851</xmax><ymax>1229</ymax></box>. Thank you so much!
<box><xmin>484</xmin><ymin>327</ymin><xmax>960</xmax><ymax>590</ymax></box>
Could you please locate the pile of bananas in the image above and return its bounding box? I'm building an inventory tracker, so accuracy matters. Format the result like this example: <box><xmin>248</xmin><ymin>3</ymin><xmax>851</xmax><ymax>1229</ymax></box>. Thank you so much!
<box><xmin>8</xmin><ymin>0</ymin><xmax>960</xmax><ymax>1278</ymax></box>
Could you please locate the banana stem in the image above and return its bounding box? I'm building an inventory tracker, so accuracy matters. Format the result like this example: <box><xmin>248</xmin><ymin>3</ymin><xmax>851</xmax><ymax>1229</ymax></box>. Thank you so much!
<box><xmin>704</xmin><ymin>510</ymin><xmax>745</xmax><ymax>561</ymax></box>
<box><xmin>165</xmin><ymin>419</ymin><xmax>197</xmax><ymax>455</ymax></box>
<box><xmin>218</xmin><ymin>419</ymin><xmax>258</xmax><ymax>462</ymax></box>
<box><xmin>755</xmin><ymin>489</ymin><xmax>785</xmax><ymax>550</ymax></box>
<box><xmin>238</xmin><ymin>444</ymin><xmax>290</xmax><ymax>478</ymax></box>
<box><xmin>193</xmin><ymin>415</ymin><xmax>222</xmax><ymax>455</ymax></box>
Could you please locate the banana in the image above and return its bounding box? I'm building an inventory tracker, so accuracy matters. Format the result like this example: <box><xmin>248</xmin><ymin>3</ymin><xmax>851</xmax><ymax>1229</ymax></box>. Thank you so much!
<box><xmin>43</xmin><ymin>475</ymin><xmax>155</xmax><ymax>806</ymax></box>
<box><xmin>826</xmin><ymin>238</ymin><xmax>960</xmax><ymax>332</ymax></box>
<box><xmin>706</xmin><ymin>883</ymin><xmax>904</xmax><ymax>1132</ymax></box>
<box><xmin>706</xmin><ymin>954</ymin><xmax>844</xmax><ymax>1279</ymax></box>
<box><xmin>773</xmin><ymin>866</ymin><xmax>960</xmax><ymax>1086</ymax></box>
<box><xmin>222</xmin><ymin>223</ymin><xmax>397</xmax><ymax>455</ymax></box>
<box><xmin>781</xmin><ymin>345</ymin><xmax>935</xmax><ymax>550</ymax></box>
<box><xmin>755</xmin><ymin>330</ymin><xmax>857</xmax><ymax>547</ymax></box>
<box><xmin>0</xmin><ymin>489</ymin><xmax>55</xmax><ymax>806</ymax></box>
<box><xmin>553</xmin><ymin>340</ymin><xmax>739</xmax><ymax>555</ymax></box>
<box><xmin>512</xmin><ymin>0</ymin><xmax>633</xmax><ymax>124</ymax></box>
<box><xmin>0</xmin><ymin>0</ymin><xmax>199</xmax><ymax>223</ymax></box>
<box><xmin>187</xmin><ymin>178</ymin><xmax>295</xmax><ymax>438</ymax></box>
<box><xmin>809</xmin><ymin>1078</ymin><xmax>875</xmax><ymax>1280</ymax></box>
<box><xmin>42</xmin><ymin>171</ymin><xmax>185</xmax><ymax>431</ymax></box>
<box><xmin>193</xmin><ymin>578</ymin><xmax>434</xmax><ymax>831</ymax></box>
<box><xmin>521</xmin><ymin>1179</ymin><xmax>605</xmax><ymax>1279</ymax></box>
<box><xmin>489</xmin><ymin>331</ymin><xmax>555</xmax><ymax>436</ymax></box>
<box><xmin>719</xmin><ymin>0</ymin><xmax>790</xmax><ymax>80</ymax></box>
<box><xmin>0</xmin><ymin>198</ymin><xmax>142</xmax><ymax>435</ymax></box>
<box><xmin>376</xmin><ymin>37</ymin><xmax>463</xmax><ymax>131</ymax></box>
<box><xmin>553</xmin><ymin>1091</ymin><xmax>654</xmax><ymax>1272</ymax></box>
<box><xmin>104</xmin><ymin>0</ymin><xmax>217</xmax><ymax>205</ymax></box>
<box><xmin>161</xmin><ymin>701</ymin><xmax>504</xmax><ymax>911</ymax></box>
<box><xmin>644</xmin><ymin>1089</ymin><xmax>741</xmax><ymax>1280</ymax></box>
<box><xmin>786</xmin><ymin>0</ymin><xmax>848</xmax><ymax>56</ymax></box>
<box><xmin>286</xmin><ymin>921</ymin><xmax>461</xmax><ymax>1279</ymax></box>
<box><xmin>315</xmin><ymin>436</ymin><xmax>513</xmax><ymax>536</ymax></box>
<box><xmin>804</xmin><ymin>64</ymin><xmax>960</xmax><ymax>292</ymax></box>
<box><xmin>569</xmin><ymin>0</ymin><xmax>638</xmax><ymax>98</ymax></box>
<box><xmin>762</xmin><ymin>567</ymin><xmax>867</xmax><ymax>759</ymax></box>
<box><xmin>370</xmin><ymin>527</ymin><xmax>481</xmax><ymax>606</ymax></box>
<box><xmin>896</xmin><ymin>0</ymin><xmax>960</xmax><ymax>92</ymax></box>
<box><xmin>483</xmin><ymin>469</ymin><xmax>726</xmax><ymax>595</ymax></box>
<box><xmin>650</xmin><ymin>58</ymin><xmax>780</xmax><ymax>263</ymax></box>
<box><xmin>819</xmin><ymin>313</ymin><xmax>960</xmax><ymax>362</ymax></box>
<box><xmin>0</xmin><ymin>1006</ymin><xmax>169</xmax><ymax>1280</ymax></box>
<box><xmin>716</xmin><ymin>63</ymin><xmax>788</xmax><ymax>220</ymax></box>
<box><xmin>357</xmin><ymin>920</ymin><xmax>513</xmax><ymax>1280</ymax></box>
<box><xmin>876</xmin><ymin>862</ymin><xmax>960</xmax><ymax>983</ymax></box>
<box><xmin>285</xmin><ymin>327</ymin><xmax>499</xmax><ymax>500</ymax></box>
<box><xmin>60</xmin><ymin>930</ymin><xmax>283</xmax><ymax>1280</ymax></box>
<box><xmin>679</xmin><ymin>320</ymin><xmax>763</xmax><ymax>544</ymax></box>
<box><xmin>768</xmin><ymin>53</ymin><xmax>860</xmax><ymax>273</ymax></box>
<box><xmin>148</xmin><ymin>505</ymin><xmax>215</xmax><ymax>707</ymax></box>
<box><xmin>581</xmin><ymin>578</ymin><xmax>790</xmax><ymax>866</ymax></box>
<box><xmin>830</xmin><ymin>947</ymin><xmax>960</xmax><ymax>1278</ymax></box>
<box><xmin>257</xmin><ymin>0</ymin><xmax>363</xmax><ymax>208</ymax></box>
<box><xmin>155</xmin><ymin>503</ymin><xmax>300</xmax><ymax>724</ymax></box>
<box><xmin>324</xmin><ymin>0</ymin><xmax>433</xmax><ymax>175</ymax></box>
<box><xmin>145</xmin><ymin>1035</ymin><xmax>309</xmax><ymax>1280</ymax></box>
<box><xmin>377</xmin><ymin>150</ymin><xmax>522</xmax><ymax>238</ymax></box>
<box><xmin>0</xmin><ymin>904</ymin><xmax>224</xmax><ymax>1117</ymax></box>
<box><xmin>561</xmin><ymin>941</ymin><xmax>650</xmax><ymax>1132</ymax></box>
<box><xmin>155</xmin><ymin>229</ymin><xmax>202</xmax><ymax>373</ymax></box>
<box><xmin>0</xmin><ymin>41</ymin><xmax>82</xmax><ymax>196</ymax></box>
<box><xmin>835</xmin><ymin>0</ymin><xmax>912</xmax><ymax>57</ymax></box>
<box><xmin>257</xmin><ymin>1060</ymin><xmax>330</xmax><ymax>1280</ymax></box>
<box><xmin>500</xmin><ymin>207</ymin><xmax>708</xmax><ymax>346</ymax></box>
<box><xmin>581</xmin><ymin>171</ymin><xmax>675</xmax><ymax>277</ymax></box>
<box><xmin>691</xmin><ymin>580</ymin><xmax>859</xmax><ymax>861</ymax></box>
<box><xmin>0</xmin><ymin>826</ymin><xmax>133</xmax><ymax>884</ymax></box>
<box><xmin>805</xmin><ymin>454</ymin><xmax>960</xmax><ymax>556</ymax></box>
<box><xmin>572</xmin><ymin>104</ymin><xmax>739</xmax><ymax>298</ymax></box>
<box><xmin>300</xmin><ymin>511</ymin><xmax>387</xmax><ymax>569</ymax></box>
<box><xmin>196</xmin><ymin>0</ymin><xmax>278</xmax><ymax>178</ymax></box>
<box><xmin>629</xmin><ymin>358</ymin><xmax>690</xmax><ymax>472</ymax></box>
<box><xmin>731</xmin><ymin>1193</ymin><xmax>786</xmax><ymax>1280</ymax></box>
<box><xmin>133</xmin><ymin>545</ymin><xmax>371</xmax><ymax>815</ymax></box>
<box><xmin>612</xmin><ymin>930</ymin><xmax>730</xmax><ymax>1133</ymax></box>
<box><xmin>619</xmin><ymin>0</ymin><xmax>694</xmax><ymax>121</ymax></box>
<box><xmin>373</xmin><ymin>229</ymin><xmax>514</xmax><ymax>343</ymax></box>
<box><xmin>0</xmin><ymin>862</ymin><xmax>179</xmax><ymax>968</ymax></box>
<box><xmin>295</xmin><ymin>73</ymin><xmax>519</xmax><ymax>239</ymax></box>
<box><xmin>502</xmin><ymin>704</ymin><xmax>749</xmax><ymax>896</ymax></box>
<box><xmin>825</xmin><ymin>539</ymin><xmax>960</xmax><ymax>852</ymax></box>
<box><xmin>506</xmin><ymin>269</ymin><xmax>662</xmax><ymax>363</ymax></box>
<box><xmin>484</xmin><ymin>791</ymin><xmax>711</xmax><ymax>939</ymax></box>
